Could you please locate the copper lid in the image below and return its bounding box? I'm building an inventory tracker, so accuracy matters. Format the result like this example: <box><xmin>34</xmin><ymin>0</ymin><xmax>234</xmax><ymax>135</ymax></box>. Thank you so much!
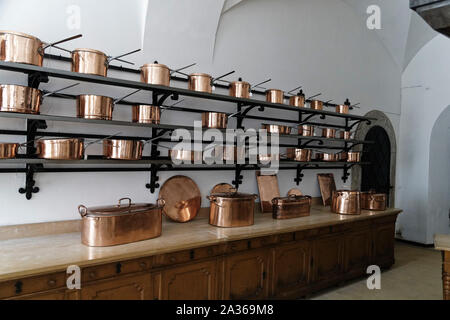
<box><xmin>78</xmin><ymin>198</ymin><xmax>163</xmax><ymax>217</ymax></box>
<box><xmin>210</xmin><ymin>183</ymin><xmax>235</xmax><ymax>194</ymax></box>
<box><xmin>141</xmin><ymin>63</ymin><xmax>169</xmax><ymax>70</ymax></box>
<box><xmin>273</xmin><ymin>194</ymin><xmax>311</xmax><ymax>205</ymax></box>
<box><xmin>189</xmin><ymin>73</ymin><xmax>212</xmax><ymax>78</ymax></box>
<box><xmin>73</xmin><ymin>48</ymin><xmax>107</xmax><ymax>56</ymax></box>
<box><xmin>210</xmin><ymin>192</ymin><xmax>257</xmax><ymax>201</ymax></box>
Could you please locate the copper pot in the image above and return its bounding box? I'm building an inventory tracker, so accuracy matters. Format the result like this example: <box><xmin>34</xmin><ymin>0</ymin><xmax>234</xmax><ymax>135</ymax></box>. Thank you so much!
<box><xmin>103</xmin><ymin>139</ymin><xmax>143</xmax><ymax>160</ymax></box>
<box><xmin>266</xmin><ymin>89</ymin><xmax>284</xmax><ymax>104</ymax></box>
<box><xmin>207</xmin><ymin>192</ymin><xmax>257</xmax><ymax>228</ymax></box>
<box><xmin>202</xmin><ymin>112</ymin><xmax>228</xmax><ymax>129</ymax></box>
<box><xmin>132</xmin><ymin>105</ymin><xmax>161</xmax><ymax>124</ymax></box>
<box><xmin>286</xmin><ymin>148</ymin><xmax>312</xmax><ymax>162</ymax></box>
<box><xmin>0</xmin><ymin>31</ymin><xmax>44</xmax><ymax>66</ymax></box>
<box><xmin>36</xmin><ymin>138</ymin><xmax>84</xmax><ymax>160</ymax></box>
<box><xmin>76</xmin><ymin>94</ymin><xmax>113</xmax><ymax>120</ymax></box>
<box><xmin>310</xmin><ymin>100</ymin><xmax>323</xmax><ymax>110</ymax></box>
<box><xmin>262</xmin><ymin>124</ymin><xmax>292</xmax><ymax>134</ymax></box>
<box><xmin>229</xmin><ymin>80</ymin><xmax>250</xmax><ymax>99</ymax></box>
<box><xmin>272</xmin><ymin>195</ymin><xmax>312</xmax><ymax>220</ymax></box>
<box><xmin>72</xmin><ymin>48</ymin><xmax>108</xmax><ymax>76</ymax></box>
<box><xmin>336</xmin><ymin>104</ymin><xmax>350</xmax><ymax>114</ymax></box>
<box><xmin>298</xmin><ymin>125</ymin><xmax>314</xmax><ymax>136</ymax></box>
<box><xmin>0</xmin><ymin>143</ymin><xmax>19</xmax><ymax>159</ymax></box>
<box><xmin>0</xmin><ymin>84</ymin><xmax>42</xmax><ymax>114</ymax></box>
<box><xmin>289</xmin><ymin>95</ymin><xmax>305</xmax><ymax>108</ymax></box>
<box><xmin>322</xmin><ymin>128</ymin><xmax>336</xmax><ymax>138</ymax></box>
<box><xmin>338</xmin><ymin>131</ymin><xmax>353</xmax><ymax>140</ymax></box>
<box><xmin>338</xmin><ymin>152</ymin><xmax>348</xmax><ymax>161</ymax></box>
<box><xmin>347</xmin><ymin>152</ymin><xmax>361</xmax><ymax>162</ymax></box>
<box><xmin>188</xmin><ymin>73</ymin><xmax>212</xmax><ymax>93</ymax></box>
<box><xmin>78</xmin><ymin>198</ymin><xmax>164</xmax><ymax>247</ymax></box>
<box><xmin>170</xmin><ymin>149</ymin><xmax>203</xmax><ymax>162</ymax></box>
<box><xmin>140</xmin><ymin>63</ymin><xmax>170</xmax><ymax>86</ymax></box>
<box><xmin>361</xmin><ymin>192</ymin><xmax>387</xmax><ymax>211</ymax></box>
<box><xmin>258</xmin><ymin>153</ymin><xmax>280</xmax><ymax>162</ymax></box>
<box><xmin>331</xmin><ymin>190</ymin><xmax>361</xmax><ymax>215</ymax></box>
<box><xmin>315</xmin><ymin>152</ymin><xmax>338</xmax><ymax>162</ymax></box>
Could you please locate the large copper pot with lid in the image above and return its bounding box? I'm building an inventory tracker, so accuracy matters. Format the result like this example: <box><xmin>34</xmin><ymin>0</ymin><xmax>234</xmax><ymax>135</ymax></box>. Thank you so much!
<box><xmin>140</xmin><ymin>62</ymin><xmax>170</xmax><ymax>86</ymax></box>
<box><xmin>229</xmin><ymin>78</ymin><xmax>250</xmax><ymax>98</ymax></box>
<box><xmin>103</xmin><ymin>139</ymin><xmax>143</xmax><ymax>160</ymax></box>
<box><xmin>331</xmin><ymin>190</ymin><xmax>361</xmax><ymax>215</ymax></box>
<box><xmin>272</xmin><ymin>194</ymin><xmax>312</xmax><ymax>219</ymax></box>
<box><xmin>207</xmin><ymin>192</ymin><xmax>257</xmax><ymax>228</ymax></box>
<box><xmin>266</xmin><ymin>89</ymin><xmax>284</xmax><ymax>104</ymax></box>
<box><xmin>76</xmin><ymin>94</ymin><xmax>113</xmax><ymax>120</ymax></box>
<box><xmin>36</xmin><ymin>138</ymin><xmax>84</xmax><ymax>160</ymax></box>
<box><xmin>78</xmin><ymin>198</ymin><xmax>165</xmax><ymax>247</ymax></box>
<box><xmin>0</xmin><ymin>84</ymin><xmax>42</xmax><ymax>114</ymax></box>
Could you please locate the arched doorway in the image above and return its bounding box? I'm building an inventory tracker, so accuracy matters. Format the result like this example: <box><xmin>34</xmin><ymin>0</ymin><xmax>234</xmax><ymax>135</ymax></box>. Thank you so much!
<box><xmin>361</xmin><ymin>126</ymin><xmax>392</xmax><ymax>202</ymax></box>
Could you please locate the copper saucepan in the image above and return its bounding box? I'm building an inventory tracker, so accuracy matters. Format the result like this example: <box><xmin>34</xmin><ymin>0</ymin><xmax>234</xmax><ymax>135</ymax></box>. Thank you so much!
<box><xmin>188</xmin><ymin>70</ymin><xmax>235</xmax><ymax>93</ymax></box>
<box><xmin>310</xmin><ymin>100</ymin><xmax>323</xmax><ymax>110</ymax></box>
<box><xmin>132</xmin><ymin>105</ymin><xmax>161</xmax><ymax>124</ymax></box>
<box><xmin>0</xmin><ymin>143</ymin><xmax>19</xmax><ymax>159</ymax></box>
<box><xmin>0</xmin><ymin>31</ymin><xmax>82</xmax><ymax>67</ymax></box>
<box><xmin>338</xmin><ymin>131</ymin><xmax>354</xmax><ymax>140</ymax></box>
<box><xmin>212</xmin><ymin>145</ymin><xmax>245</xmax><ymax>162</ymax></box>
<box><xmin>262</xmin><ymin>123</ymin><xmax>292</xmax><ymax>134</ymax></box>
<box><xmin>0</xmin><ymin>84</ymin><xmax>42</xmax><ymax>114</ymax></box>
<box><xmin>266</xmin><ymin>89</ymin><xmax>284</xmax><ymax>104</ymax></box>
<box><xmin>170</xmin><ymin>149</ymin><xmax>203</xmax><ymax>163</ymax></box>
<box><xmin>347</xmin><ymin>152</ymin><xmax>361</xmax><ymax>162</ymax></box>
<box><xmin>315</xmin><ymin>152</ymin><xmax>338</xmax><ymax>162</ymax></box>
<box><xmin>36</xmin><ymin>138</ymin><xmax>84</xmax><ymax>160</ymax></box>
<box><xmin>322</xmin><ymin>128</ymin><xmax>336</xmax><ymax>139</ymax></box>
<box><xmin>103</xmin><ymin>139</ymin><xmax>143</xmax><ymax>160</ymax></box>
<box><xmin>229</xmin><ymin>79</ymin><xmax>251</xmax><ymax>99</ymax></box>
<box><xmin>202</xmin><ymin>112</ymin><xmax>228</xmax><ymax>129</ymax></box>
<box><xmin>140</xmin><ymin>62</ymin><xmax>170</xmax><ymax>86</ymax></box>
<box><xmin>286</xmin><ymin>148</ymin><xmax>312</xmax><ymax>162</ymax></box>
<box><xmin>258</xmin><ymin>153</ymin><xmax>280</xmax><ymax>162</ymax></box>
<box><xmin>288</xmin><ymin>88</ymin><xmax>306</xmax><ymax>108</ymax></box>
<box><xmin>336</xmin><ymin>104</ymin><xmax>350</xmax><ymax>114</ymax></box>
<box><xmin>298</xmin><ymin>125</ymin><xmax>315</xmax><ymax>137</ymax></box>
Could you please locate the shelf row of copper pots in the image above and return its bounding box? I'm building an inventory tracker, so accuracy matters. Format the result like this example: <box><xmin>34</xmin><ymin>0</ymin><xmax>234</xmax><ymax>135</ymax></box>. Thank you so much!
<box><xmin>284</xmin><ymin>148</ymin><xmax>361</xmax><ymax>163</ymax></box>
<box><xmin>262</xmin><ymin>123</ymin><xmax>354</xmax><ymax>140</ymax></box>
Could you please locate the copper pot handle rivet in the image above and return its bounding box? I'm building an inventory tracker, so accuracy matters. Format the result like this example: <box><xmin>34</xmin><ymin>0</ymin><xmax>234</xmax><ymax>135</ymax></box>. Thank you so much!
<box><xmin>78</xmin><ymin>205</ymin><xmax>88</xmax><ymax>217</ymax></box>
<box><xmin>118</xmin><ymin>197</ymin><xmax>132</xmax><ymax>207</ymax></box>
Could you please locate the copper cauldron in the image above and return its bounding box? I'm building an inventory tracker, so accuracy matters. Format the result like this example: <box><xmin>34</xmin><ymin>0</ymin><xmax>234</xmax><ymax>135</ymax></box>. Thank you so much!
<box><xmin>338</xmin><ymin>152</ymin><xmax>348</xmax><ymax>162</ymax></box>
<box><xmin>0</xmin><ymin>84</ymin><xmax>42</xmax><ymax>114</ymax></box>
<box><xmin>103</xmin><ymin>139</ymin><xmax>143</xmax><ymax>160</ymax></box>
<box><xmin>202</xmin><ymin>112</ymin><xmax>228</xmax><ymax>129</ymax></box>
<box><xmin>79</xmin><ymin>198</ymin><xmax>165</xmax><ymax>247</ymax></box>
<box><xmin>272</xmin><ymin>195</ymin><xmax>312</xmax><ymax>220</ymax></box>
<box><xmin>207</xmin><ymin>192</ymin><xmax>257</xmax><ymax>228</ymax></box>
<box><xmin>262</xmin><ymin>124</ymin><xmax>292</xmax><ymax>134</ymax></box>
<box><xmin>310</xmin><ymin>100</ymin><xmax>323</xmax><ymax>110</ymax></box>
<box><xmin>132</xmin><ymin>105</ymin><xmax>161</xmax><ymax>124</ymax></box>
<box><xmin>36</xmin><ymin>138</ymin><xmax>84</xmax><ymax>160</ymax></box>
<box><xmin>322</xmin><ymin>128</ymin><xmax>336</xmax><ymax>139</ymax></box>
<box><xmin>361</xmin><ymin>192</ymin><xmax>387</xmax><ymax>211</ymax></box>
<box><xmin>0</xmin><ymin>143</ymin><xmax>19</xmax><ymax>159</ymax></box>
<box><xmin>286</xmin><ymin>148</ymin><xmax>312</xmax><ymax>162</ymax></box>
<box><xmin>76</xmin><ymin>94</ymin><xmax>113</xmax><ymax>120</ymax></box>
<box><xmin>266</xmin><ymin>89</ymin><xmax>284</xmax><ymax>104</ymax></box>
<box><xmin>140</xmin><ymin>62</ymin><xmax>170</xmax><ymax>86</ymax></box>
<box><xmin>188</xmin><ymin>73</ymin><xmax>212</xmax><ymax>93</ymax></box>
<box><xmin>298</xmin><ymin>125</ymin><xmax>314</xmax><ymax>137</ymax></box>
<box><xmin>229</xmin><ymin>79</ymin><xmax>250</xmax><ymax>99</ymax></box>
<box><xmin>331</xmin><ymin>190</ymin><xmax>361</xmax><ymax>215</ymax></box>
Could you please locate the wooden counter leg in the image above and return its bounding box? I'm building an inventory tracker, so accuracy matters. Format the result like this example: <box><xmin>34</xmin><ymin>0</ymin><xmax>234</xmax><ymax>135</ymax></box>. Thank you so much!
<box><xmin>443</xmin><ymin>251</ymin><xmax>450</xmax><ymax>301</ymax></box>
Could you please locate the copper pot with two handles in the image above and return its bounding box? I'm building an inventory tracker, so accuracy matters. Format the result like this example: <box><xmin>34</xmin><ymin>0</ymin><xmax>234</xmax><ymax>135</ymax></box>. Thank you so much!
<box><xmin>272</xmin><ymin>194</ymin><xmax>312</xmax><ymax>220</ymax></box>
<box><xmin>361</xmin><ymin>192</ymin><xmax>387</xmax><ymax>211</ymax></box>
<box><xmin>331</xmin><ymin>190</ymin><xmax>361</xmax><ymax>215</ymax></box>
<box><xmin>36</xmin><ymin>138</ymin><xmax>84</xmax><ymax>160</ymax></box>
<box><xmin>286</xmin><ymin>148</ymin><xmax>312</xmax><ymax>162</ymax></box>
<box><xmin>207</xmin><ymin>192</ymin><xmax>258</xmax><ymax>228</ymax></box>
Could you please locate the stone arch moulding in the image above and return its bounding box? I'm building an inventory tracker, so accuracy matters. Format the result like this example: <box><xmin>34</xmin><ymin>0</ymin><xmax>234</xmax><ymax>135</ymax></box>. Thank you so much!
<box><xmin>351</xmin><ymin>110</ymin><xmax>397</xmax><ymax>207</ymax></box>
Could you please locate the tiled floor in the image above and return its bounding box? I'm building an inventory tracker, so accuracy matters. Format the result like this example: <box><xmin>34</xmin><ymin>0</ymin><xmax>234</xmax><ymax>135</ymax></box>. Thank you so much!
<box><xmin>311</xmin><ymin>241</ymin><xmax>442</xmax><ymax>300</ymax></box>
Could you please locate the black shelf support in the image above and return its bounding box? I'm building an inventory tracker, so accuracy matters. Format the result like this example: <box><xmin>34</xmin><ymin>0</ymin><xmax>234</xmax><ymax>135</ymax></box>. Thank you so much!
<box><xmin>27</xmin><ymin>71</ymin><xmax>49</xmax><ymax>88</ymax></box>
<box><xmin>18</xmin><ymin>164</ymin><xmax>42</xmax><ymax>200</ymax></box>
<box><xmin>152</xmin><ymin>91</ymin><xmax>178</xmax><ymax>107</ymax></box>
<box><xmin>299</xmin><ymin>113</ymin><xmax>326</xmax><ymax>125</ymax></box>
<box><xmin>294</xmin><ymin>164</ymin><xmax>307</xmax><ymax>185</ymax></box>
<box><xmin>342</xmin><ymin>163</ymin><xmax>358</xmax><ymax>182</ymax></box>
<box><xmin>146</xmin><ymin>128</ymin><xmax>172</xmax><ymax>193</ymax></box>
<box><xmin>146</xmin><ymin>164</ymin><xmax>162</xmax><ymax>194</ymax></box>
<box><xmin>232</xmin><ymin>164</ymin><xmax>244</xmax><ymax>190</ymax></box>
<box><xmin>348</xmin><ymin>118</ymin><xmax>372</xmax><ymax>131</ymax></box>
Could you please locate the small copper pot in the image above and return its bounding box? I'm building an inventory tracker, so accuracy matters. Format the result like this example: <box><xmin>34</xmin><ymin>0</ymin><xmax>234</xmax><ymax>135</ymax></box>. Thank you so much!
<box><xmin>361</xmin><ymin>192</ymin><xmax>387</xmax><ymax>211</ymax></box>
<box><xmin>72</xmin><ymin>48</ymin><xmax>108</xmax><ymax>77</ymax></box>
<box><xmin>338</xmin><ymin>131</ymin><xmax>353</xmax><ymax>140</ymax></box>
<box><xmin>0</xmin><ymin>143</ymin><xmax>19</xmax><ymax>159</ymax></box>
<box><xmin>188</xmin><ymin>73</ymin><xmax>212</xmax><ymax>93</ymax></box>
<box><xmin>266</xmin><ymin>89</ymin><xmax>284</xmax><ymax>104</ymax></box>
<box><xmin>336</xmin><ymin>104</ymin><xmax>350</xmax><ymax>114</ymax></box>
<box><xmin>132</xmin><ymin>105</ymin><xmax>161</xmax><ymax>124</ymax></box>
<box><xmin>0</xmin><ymin>31</ymin><xmax>44</xmax><ymax>66</ymax></box>
<box><xmin>140</xmin><ymin>63</ymin><xmax>170</xmax><ymax>86</ymax></box>
<box><xmin>103</xmin><ymin>139</ymin><xmax>143</xmax><ymax>160</ymax></box>
<box><xmin>347</xmin><ymin>152</ymin><xmax>361</xmax><ymax>162</ymax></box>
<box><xmin>286</xmin><ymin>148</ymin><xmax>312</xmax><ymax>162</ymax></box>
<box><xmin>298</xmin><ymin>125</ymin><xmax>314</xmax><ymax>137</ymax></box>
<box><xmin>322</xmin><ymin>128</ymin><xmax>336</xmax><ymax>138</ymax></box>
<box><xmin>76</xmin><ymin>94</ymin><xmax>114</xmax><ymax>120</ymax></box>
<box><xmin>202</xmin><ymin>112</ymin><xmax>228</xmax><ymax>129</ymax></box>
<box><xmin>229</xmin><ymin>80</ymin><xmax>250</xmax><ymax>98</ymax></box>
<box><xmin>0</xmin><ymin>84</ymin><xmax>42</xmax><ymax>114</ymax></box>
<box><xmin>289</xmin><ymin>95</ymin><xmax>305</xmax><ymax>108</ymax></box>
<box><xmin>36</xmin><ymin>138</ymin><xmax>84</xmax><ymax>160</ymax></box>
<box><xmin>207</xmin><ymin>192</ymin><xmax>257</xmax><ymax>228</ymax></box>
<box><xmin>262</xmin><ymin>124</ymin><xmax>292</xmax><ymax>134</ymax></box>
<box><xmin>310</xmin><ymin>100</ymin><xmax>323</xmax><ymax>110</ymax></box>
<box><xmin>170</xmin><ymin>149</ymin><xmax>203</xmax><ymax>162</ymax></box>
<box><xmin>315</xmin><ymin>152</ymin><xmax>337</xmax><ymax>162</ymax></box>
<box><xmin>331</xmin><ymin>190</ymin><xmax>361</xmax><ymax>215</ymax></box>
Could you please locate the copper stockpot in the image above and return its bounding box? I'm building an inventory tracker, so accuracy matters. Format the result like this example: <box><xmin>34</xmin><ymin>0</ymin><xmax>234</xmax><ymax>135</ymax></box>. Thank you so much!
<box><xmin>76</xmin><ymin>94</ymin><xmax>113</xmax><ymax>120</ymax></box>
<box><xmin>0</xmin><ymin>31</ymin><xmax>44</xmax><ymax>66</ymax></box>
<box><xmin>170</xmin><ymin>149</ymin><xmax>203</xmax><ymax>162</ymax></box>
<box><xmin>286</xmin><ymin>148</ymin><xmax>312</xmax><ymax>162</ymax></box>
<box><xmin>188</xmin><ymin>73</ymin><xmax>212</xmax><ymax>93</ymax></box>
<box><xmin>331</xmin><ymin>190</ymin><xmax>361</xmax><ymax>215</ymax></box>
<box><xmin>310</xmin><ymin>100</ymin><xmax>323</xmax><ymax>110</ymax></box>
<box><xmin>0</xmin><ymin>84</ymin><xmax>42</xmax><ymax>114</ymax></box>
<box><xmin>262</xmin><ymin>124</ymin><xmax>292</xmax><ymax>134</ymax></box>
<box><xmin>202</xmin><ymin>112</ymin><xmax>228</xmax><ymax>129</ymax></box>
<box><xmin>298</xmin><ymin>125</ymin><xmax>315</xmax><ymax>137</ymax></box>
<box><xmin>207</xmin><ymin>192</ymin><xmax>257</xmax><ymax>228</ymax></box>
<box><xmin>336</xmin><ymin>104</ymin><xmax>350</xmax><ymax>114</ymax></box>
<box><xmin>322</xmin><ymin>128</ymin><xmax>336</xmax><ymax>138</ymax></box>
<box><xmin>229</xmin><ymin>80</ymin><xmax>250</xmax><ymax>99</ymax></box>
<box><xmin>132</xmin><ymin>105</ymin><xmax>161</xmax><ymax>124</ymax></box>
<box><xmin>266</xmin><ymin>89</ymin><xmax>284</xmax><ymax>104</ymax></box>
<box><xmin>78</xmin><ymin>198</ymin><xmax>164</xmax><ymax>247</ymax></box>
<box><xmin>72</xmin><ymin>48</ymin><xmax>108</xmax><ymax>76</ymax></box>
<box><xmin>361</xmin><ymin>192</ymin><xmax>387</xmax><ymax>211</ymax></box>
<box><xmin>272</xmin><ymin>194</ymin><xmax>312</xmax><ymax>220</ymax></box>
<box><xmin>140</xmin><ymin>63</ymin><xmax>170</xmax><ymax>86</ymax></box>
<box><xmin>338</xmin><ymin>131</ymin><xmax>353</xmax><ymax>140</ymax></box>
<box><xmin>0</xmin><ymin>143</ymin><xmax>19</xmax><ymax>159</ymax></box>
<box><xmin>103</xmin><ymin>139</ymin><xmax>143</xmax><ymax>160</ymax></box>
<box><xmin>289</xmin><ymin>95</ymin><xmax>305</xmax><ymax>108</ymax></box>
<box><xmin>347</xmin><ymin>152</ymin><xmax>361</xmax><ymax>163</ymax></box>
<box><xmin>36</xmin><ymin>138</ymin><xmax>84</xmax><ymax>160</ymax></box>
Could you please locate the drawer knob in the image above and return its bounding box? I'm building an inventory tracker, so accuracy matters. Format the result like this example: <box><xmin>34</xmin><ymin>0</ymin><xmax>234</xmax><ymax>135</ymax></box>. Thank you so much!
<box><xmin>48</xmin><ymin>279</ymin><xmax>56</xmax><ymax>287</ymax></box>
<box><xmin>207</xmin><ymin>248</ymin><xmax>213</xmax><ymax>255</ymax></box>
<box><xmin>139</xmin><ymin>262</ymin><xmax>147</xmax><ymax>269</ymax></box>
<box><xmin>170</xmin><ymin>256</ymin><xmax>176</xmax><ymax>263</ymax></box>
<box><xmin>89</xmin><ymin>272</ymin><xmax>96</xmax><ymax>279</ymax></box>
<box><xmin>116</xmin><ymin>263</ymin><xmax>122</xmax><ymax>274</ymax></box>
<box><xmin>14</xmin><ymin>281</ymin><xmax>23</xmax><ymax>294</ymax></box>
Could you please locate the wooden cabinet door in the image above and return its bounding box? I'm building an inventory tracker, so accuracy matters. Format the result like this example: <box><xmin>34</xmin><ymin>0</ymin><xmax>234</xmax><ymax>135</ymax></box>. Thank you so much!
<box><xmin>344</xmin><ymin>229</ymin><xmax>371</xmax><ymax>279</ymax></box>
<box><xmin>80</xmin><ymin>273</ymin><xmax>152</xmax><ymax>300</ymax></box>
<box><xmin>159</xmin><ymin>260</ymin><xmax>217</xmax><ymax>300</ymax></box>
<box><xmin>271</xmin><ymin>241</ymin><xmax>311</xmax><ymax>298</ymax></box>
<box><xmin>9</xmin><ymin>289</ymin><xmax>68</xmax><ymax>300</ymax></box>
<box><xmin>372</xmin><ymin>223</ymin><xmax>395</xmax><ymax>267</ymax></box>
<box><xmin>311</xmin><ymin>235</ymin><xmax>344</xmax><ymax>283</ymax></box>
<box><xmin>224</xmin><ymin>249</ymin><xmax>269</xmax><ymax>300</ymax></box>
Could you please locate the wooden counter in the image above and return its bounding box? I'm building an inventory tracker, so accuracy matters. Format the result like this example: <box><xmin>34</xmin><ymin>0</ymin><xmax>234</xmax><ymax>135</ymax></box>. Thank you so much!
<box><xmin>0</xmin><ymin>206</ymin><xmax>401</xmax><ymax>300</ymax></box>
<box><xmin>435</xmin><ymin>234</ymin><xmax>450</xmax><ymax>300</ymax></box>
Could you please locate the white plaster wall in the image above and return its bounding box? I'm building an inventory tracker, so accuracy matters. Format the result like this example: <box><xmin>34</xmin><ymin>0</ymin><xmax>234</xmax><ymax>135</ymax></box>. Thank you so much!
<box><xmin>0</xmin><ymin>0</ymin><xmax>404</xmax><ymax>226</ymax></box>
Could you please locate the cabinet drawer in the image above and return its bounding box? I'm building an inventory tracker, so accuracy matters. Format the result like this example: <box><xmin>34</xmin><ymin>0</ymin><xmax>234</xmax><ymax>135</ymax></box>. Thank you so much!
<box><xmin>227</xmin><ymin>236</ymin><xmax>277</xmax><ymax>253</ymax></box>
<box><xmin>82</xmin><ymin>257</ymin><xmax>152</xmax><ymax>283</ymax></box>
<box><xmin>153</xmin><ymin>245</ymin><xmax>224</xmax><ymax>267</ymax></box>
<box><xmin>0</xmin><ymin>272</ymin><xmax>66</xmax><ymax>299</ymax></box>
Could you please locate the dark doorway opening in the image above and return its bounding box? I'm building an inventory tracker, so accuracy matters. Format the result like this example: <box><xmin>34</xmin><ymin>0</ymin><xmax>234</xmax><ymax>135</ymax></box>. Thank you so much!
<box><xmin>361</xmin><ymin>126</ymin><xmax>391</xmax><ymax>203</ymax></box>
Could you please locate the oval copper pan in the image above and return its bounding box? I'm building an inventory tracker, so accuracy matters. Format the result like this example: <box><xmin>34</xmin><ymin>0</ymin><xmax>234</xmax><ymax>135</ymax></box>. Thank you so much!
<box><xmin>210</xmin><ymin>183</ymin><xmax>235</xmax><ymax>194</ymax></box>
<box><xmin>158</xmin><ymin>175</ymin><xmax>201</xmax><ymax>223</ymax></box>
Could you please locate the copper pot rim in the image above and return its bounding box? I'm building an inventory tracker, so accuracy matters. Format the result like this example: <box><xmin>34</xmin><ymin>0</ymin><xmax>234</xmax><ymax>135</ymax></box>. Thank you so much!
<box><xmin>230</xmin><ymin>80</ymin><xmax>250</xmax><ymax>86</ymax></box>
<box><xmin>36</xmin><ymin>138</ymin><xmax>84</xmax><ymax>144</ymax></box>
<box><xmin>132</xmin><ymin>104</ymin><xmax>160</xmax><ymax>108</ymax></box>
<box><xmin>272</xmin><ymin>194</ymin><xmax>312</xmax><ymax>204</ymax></box>
<box><xmin>207</xmin><ymin>192</ymin><xmax>258</xmax><ymax>201</ymax></box>
<box><xmin>0</xmin><ymin>142</ymin><xmax>19</xmax><ymax>147</ymax></box>
<box><xmin>0</xmin><ymin>30</ymin><xmax>42</xmax><ymax>42</ymax></box>
<box><xmin>140</xmin><ymin>63</ymin><xmax>169</xmax><ymax>70</ymax></box>
<box><xmin>72</xmin><ymin>48</ymin><xmax>107</xmax><ymax>56</ymax></box>
<box><xmin>189</xmin><ymin>73</ymin><xmax>212</xmax><ymax>78</ymax></box>
<box><xmin>333</xmin><ymin>190</ymin><xmax>361</xmax><ymax>195</ymax></box>
<box><xmin>77</xmin><ymin>94</ymin><xmax>113</xmax><ymax>100</ymax></box>
<box><xmin>78</xmin><ymin>198</ymin><xmax>165</xmax><ymax>218</ymax></box>
<box><xmin>0</xmin><ymin>83</ymin><xmax>42</xmax><ymax>93</ymax></box>
<box><xmin>265</xmin><ymin>88</ymin><xmax>284</xmax><ymax>93</ymax></box>
<box><xmin>103</xmin><ymin>139</ymin><xmax>143</xmax><ymax>144</ymax></box>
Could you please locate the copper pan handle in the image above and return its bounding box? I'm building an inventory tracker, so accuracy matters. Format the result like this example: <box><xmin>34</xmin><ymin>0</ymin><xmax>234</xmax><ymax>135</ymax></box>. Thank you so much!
<box><xmin>118</xmin><ymin>198</ymin><xmax>132</xmax><ymax>207</ymax></box>
<box><xmin>40</xmin><ymin>34</ymin><xmax>83</xmax><ymax>53</ymax></box>
<box><xmin>157</xmin><ymin>198</ymin><xmax>165</xmax><ymax>208</ymax></box>
<box><xmin>78</xmin><ymin>205</ymin><xmax>88</xmax><ymax>217</ymax></box>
